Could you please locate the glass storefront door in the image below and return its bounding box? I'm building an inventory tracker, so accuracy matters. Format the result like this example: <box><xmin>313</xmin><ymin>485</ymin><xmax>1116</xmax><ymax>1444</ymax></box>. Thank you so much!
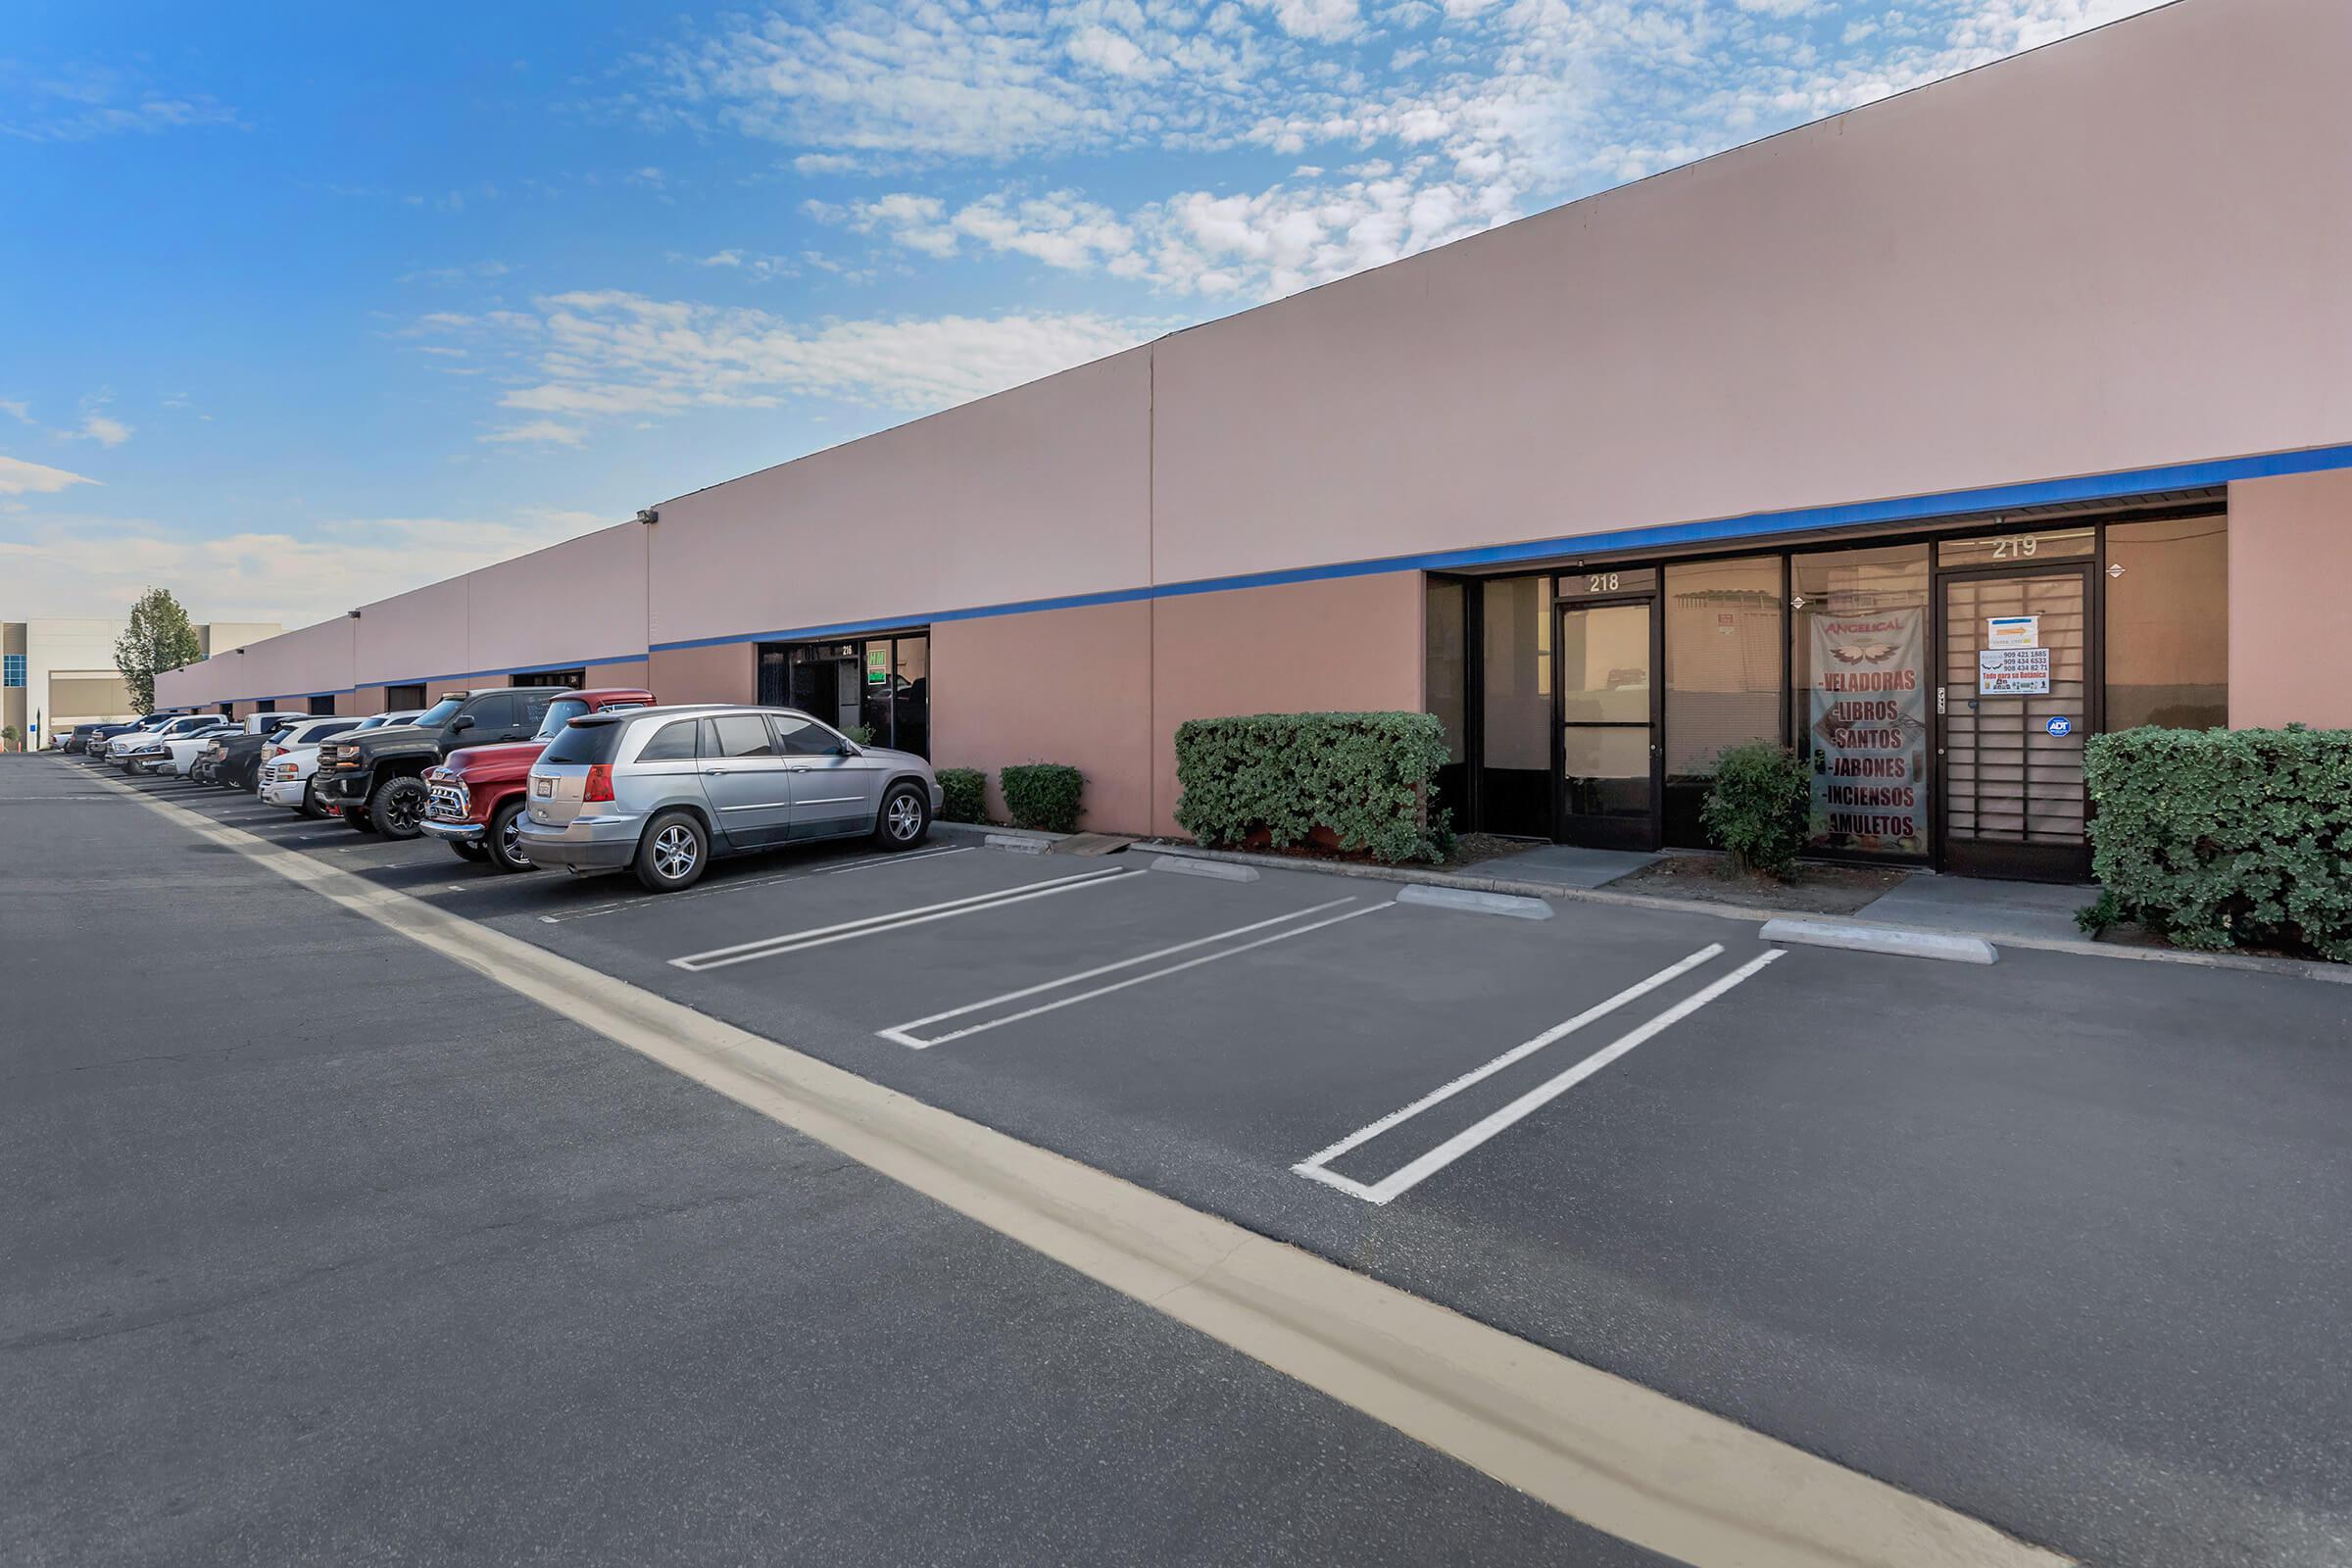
<box><xmin>1936</xmin><ymin>565</ymin><xmax>2093</xmax><ymax>881</ymax></box>
<box><xmin>1555</xmin><ymin>599</ymin><xmax>1659</xmax><ymax>850</ymax></box>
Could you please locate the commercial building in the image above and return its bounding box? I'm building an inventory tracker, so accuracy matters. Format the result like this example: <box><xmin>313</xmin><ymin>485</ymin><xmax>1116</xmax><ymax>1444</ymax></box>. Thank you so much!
<box><xmin>4</xmin><ymin>618</ymin><xmax>278</xmax><ymax>749</ymax></box>
<box><xmin>156</xmin><ymin>0</ymin><xmax>2352</xmax><ymax>879</ymax></box>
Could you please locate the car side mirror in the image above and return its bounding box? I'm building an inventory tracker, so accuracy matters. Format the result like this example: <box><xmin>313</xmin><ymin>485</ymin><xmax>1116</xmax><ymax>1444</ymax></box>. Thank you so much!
<box><xmin>451</xmin><ymin>714</ymin><xmax>473</xmax><ymax>732</ymax></box>
<box><xmin>836</xmin><ymin>741</ymin><xmax>858</xmax><ymax>756</ymax></box>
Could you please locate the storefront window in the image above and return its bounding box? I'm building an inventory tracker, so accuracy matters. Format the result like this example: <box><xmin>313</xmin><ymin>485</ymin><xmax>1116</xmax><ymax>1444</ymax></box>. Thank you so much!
<box><xmin>1663</xmin><ymin>557</ymin><xmax>1783</xmax><ymax>847</ymax></box>
<box><xmin>1792</xmin><ymin>544</ymin><xmax>1931</xmax><ymax>857</ymax></box>
<box><xmin>2105</xmin><ymin>514</ymin><xmax>2227</xmax><ymax>730</ymax></box>
<box><xmin>1479</xmin><ymin>576</ymin><xmax>1551</xmax><ymax>837</ymax></box>
<box><xmin>758</xmin><ymin>631</ymin><xmax>932</xmax><ymax>757</ymax></box>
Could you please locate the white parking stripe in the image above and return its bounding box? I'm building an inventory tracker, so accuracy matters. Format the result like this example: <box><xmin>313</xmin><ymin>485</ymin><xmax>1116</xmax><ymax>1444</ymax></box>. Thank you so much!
<box><xmin>537</xmin><ymin>847</ymin><xmax>972</xmax><ymax>925</ymax></box>
<box><xmin>1296</xmin><ymin>945</ymin><xmax>1724</xmax><ymax>1176</ymax></box>
<box><xmin>1297</xmin><ymin>949</ymin><xmax>1784</xmax><ymax>1205</ymax></box>
<box><xmin>671</xmin><ymin>866</ymin><xmax>1146</xmax><ymax>971</ymax></box>
<box><xmin>881</xmin><ymin>897</ymin><xmax>1376</xmax><ymax>1049</ymax></box>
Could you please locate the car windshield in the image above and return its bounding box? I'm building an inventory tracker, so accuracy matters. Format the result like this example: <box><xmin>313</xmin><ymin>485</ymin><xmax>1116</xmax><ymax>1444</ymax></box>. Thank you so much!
<box><xmin>411</xmin><ymin>698</ymin><xmax>464</xmax><ymax>728</ymax></box>
<box><xmin>533</xmin><ymin>697</ymin><xmax>590</xmax><ymax>741</ymax></box>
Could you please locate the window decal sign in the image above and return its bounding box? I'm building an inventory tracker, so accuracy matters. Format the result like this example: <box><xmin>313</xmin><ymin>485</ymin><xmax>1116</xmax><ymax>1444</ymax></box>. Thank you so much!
<box><xmin>1985</xmin><ymin>615</ymin><xmax>2038</xmax><ymax>650</ymax></box>
<box><xmin>866</xmin><ymin>648</ymin><xmax>889</xmax><ymax>685</ymax></box>
<box><xmin>1809</xmin><ymin>608</ymin><xmax>1928</xmax><ymax>853</ymax></box>
<box><xmin>1979</xmin><ymin>646</ymin><xmax>2052</xmax><ymax>696</ymax></box>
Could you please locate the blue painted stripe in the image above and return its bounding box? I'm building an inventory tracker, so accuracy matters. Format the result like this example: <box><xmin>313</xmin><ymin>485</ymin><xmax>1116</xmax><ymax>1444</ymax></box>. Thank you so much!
<box><xmin>175</xmin><ymin>440</ymin><xmax>2352</xmax><ymax>696</ymax></box>
<box><xmin>648</xmin><ymin>441</ymin><xmax>2352</xmax><ymax>654</ymax></box>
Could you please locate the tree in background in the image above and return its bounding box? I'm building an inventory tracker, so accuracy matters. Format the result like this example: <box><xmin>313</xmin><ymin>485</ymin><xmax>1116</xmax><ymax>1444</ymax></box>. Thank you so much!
<box><xmin>115</xmin><ymin>588</ymin><xmax>203</xmax><ymax>717</ymax></box>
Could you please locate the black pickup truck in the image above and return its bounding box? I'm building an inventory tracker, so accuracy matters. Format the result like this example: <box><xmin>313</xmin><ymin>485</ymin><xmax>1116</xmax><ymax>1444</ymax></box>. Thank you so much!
<box><xmin>316</xmin><ymin>687</ymin><xmax>564</xmax><ymax>838</ymax></box>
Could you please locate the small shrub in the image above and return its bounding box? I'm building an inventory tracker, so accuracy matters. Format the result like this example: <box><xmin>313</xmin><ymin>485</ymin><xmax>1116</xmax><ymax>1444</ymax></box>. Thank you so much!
<box><xmin>1699</xmin><ymin>741</ymin><xmax>1815</xmax><ymax>879</ymax></box>
<box><xmin>2086</xmin><ymin>725</ymin><xmax>2352</xmax><ymax>960</ymax></box>
<box><xmin>1000</xmin><ymin>762</ymin><xmax>1084</xmax><ymax>833</ymax></box>
<box><xmin>936</xmin><ymin>767</ymin><xmax>987</xmax><ymax>825</ymax></box>
<box><xmin>2075</xmin><ymin>888</ymin><xmax>2124</xmax><ymax>937</ymax></box>
<box><xmin>1173</xmin><ymin>712</ymin><xmax>1449</xmax><ymax>864</ymax></box>
<box><xmin>843</xmin><ymin>723</ymin><xmax>877</xmax><ymax>747</ymax></box>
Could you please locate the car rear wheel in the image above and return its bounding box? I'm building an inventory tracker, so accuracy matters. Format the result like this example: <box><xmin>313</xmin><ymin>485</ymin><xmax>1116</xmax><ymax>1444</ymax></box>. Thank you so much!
<box><xmin>299</xmin><ymin>781</ymin><xmax>328</xmax><ymax>819</ymax></box>
<box><xmin>873</xmin><ymin>782</ymin><xmax>932</xmax><ymax>849</ymax></box>
<box><xmin>634</xmin><ymin>811</ymin><xmax>708</xmax><ymax>893</ymax></box>
<box><xmin>368</xmin><ymin>775</ymin><xmax>428</xmax><ymax>839</ymax></box>
<box><xmin>485</xmin><ymin>799</ymin><xmax>532</xmax><ymax>874</ymax></box>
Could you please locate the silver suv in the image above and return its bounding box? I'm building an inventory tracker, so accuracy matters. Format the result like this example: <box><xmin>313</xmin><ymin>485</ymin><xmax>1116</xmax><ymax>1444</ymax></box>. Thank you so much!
<box><xmin>516</xmin><ymin>705</ymin><xmax>942</xmax><ymax>892</ymax></box>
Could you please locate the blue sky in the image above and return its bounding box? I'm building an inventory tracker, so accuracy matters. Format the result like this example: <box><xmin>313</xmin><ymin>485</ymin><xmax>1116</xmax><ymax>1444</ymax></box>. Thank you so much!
<box><xmin>2</xmin><ymin>0</ymin><xmax>2161</xmax><ymax>629</ymax></box>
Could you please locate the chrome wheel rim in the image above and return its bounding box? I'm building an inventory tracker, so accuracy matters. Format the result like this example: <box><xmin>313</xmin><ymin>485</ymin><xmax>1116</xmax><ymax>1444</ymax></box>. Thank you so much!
<box><xmin>502</xmin><ymin>811</ymin><xmax>530</xmax><ymax>867</ymax></box>
<box><xmin>887</xmin><ymin>795</ymin><xmax>922</xmax><ymax>840</ymax></box>
<box><xmin>653</xmin><ymin>824</ymin><xmax>698</xmax><ymax>880</ymax></box>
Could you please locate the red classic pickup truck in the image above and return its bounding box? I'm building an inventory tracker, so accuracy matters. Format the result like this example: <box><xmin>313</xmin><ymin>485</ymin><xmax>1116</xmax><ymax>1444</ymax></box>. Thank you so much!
<box><xmin>419</xmin><ymin>687</ymin><xmax>655</xmax><ymax>871</ymax></box>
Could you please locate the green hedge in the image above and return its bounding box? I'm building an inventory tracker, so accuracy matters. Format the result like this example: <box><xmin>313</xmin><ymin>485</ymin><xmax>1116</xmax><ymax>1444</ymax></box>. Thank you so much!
<box><xmin>936</xmin><ymin>767</ymin><xmax>987</xmax><ymax>825</ymax></box>
<box><xmin>2085</xmin><ymin>725</ymin><xmax>2352</xmax><ymax>960</ymax></box>
<box><xmin>1000</xmin><ymin>763</ymin><xmax>1084</xmax><ymax>833</ymax></box>
<box><xmin>1173</xmin><ymin>711</ymin><xmax>1449</xmax><ymax>864</ymax></box>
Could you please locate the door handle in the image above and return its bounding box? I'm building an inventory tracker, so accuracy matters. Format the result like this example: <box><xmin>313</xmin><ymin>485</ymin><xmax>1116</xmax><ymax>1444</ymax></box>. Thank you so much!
<box><xmin>702</xmin><ymin>767</ymin><xmax>733</xmax><ymax>775</ymax></box>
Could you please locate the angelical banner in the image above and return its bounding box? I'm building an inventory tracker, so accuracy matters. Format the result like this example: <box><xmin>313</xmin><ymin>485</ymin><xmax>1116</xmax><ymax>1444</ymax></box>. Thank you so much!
<box><xmin>1808</xmin><ymin>607</ymin><xmax>1930</xmax><ymax>854</ymax></box>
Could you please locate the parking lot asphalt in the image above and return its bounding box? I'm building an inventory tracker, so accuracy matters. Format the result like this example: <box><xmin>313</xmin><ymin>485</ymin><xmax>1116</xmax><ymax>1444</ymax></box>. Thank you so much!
<box><xmin>1</xmin><ymin>755</ymin><xmax>1665</xmax><ymax>1567</ymax></box>
<box><xmin>56</xmin><ymin>758</ymin><xmax>2352</xmax><ymax>1566</ymax></box>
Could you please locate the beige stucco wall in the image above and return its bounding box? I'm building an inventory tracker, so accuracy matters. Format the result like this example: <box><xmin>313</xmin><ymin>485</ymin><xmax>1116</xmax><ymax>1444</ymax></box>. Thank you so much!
<box><xmin>932</xmin><ymin>601</ymin><xmax>1154</xmax><ymax>832</ymax></box>
<box><xmin>1151</xmin><ymin>0</ymin><xmax>2351</xmax><ymax>587</ymax></box>
<box><xmin>648</xmin><ymin>348</ymin><xmax>1151</xmax><ymax>648</ymax></box>
<box><xmin>2228</xmin><ymin>469</ymin><xmax>2352</xmax><ymax>728</ymax></box>
<box><xmin>586</xmin><ymin>661</ymin><xmax>653</xmax><ymax>696</ymax></box>
<box><xmin>467</xmin><ymin>522</ymin><xmax>649</xmax><ymax>675</ymax></box>
<box><xmin>647</xmin><ymin>643</ymin><xmax>756</xmax><ymax>707</ymax></box>
<box><xmin>1150</xmin><ymin>573</ymin><xmax>1424</xmax><ymax>834</ymax></box>
<box><xmin>356</xmin><ymin>583</ymin><xmax>468</xmax><ymax>689</ymax></box>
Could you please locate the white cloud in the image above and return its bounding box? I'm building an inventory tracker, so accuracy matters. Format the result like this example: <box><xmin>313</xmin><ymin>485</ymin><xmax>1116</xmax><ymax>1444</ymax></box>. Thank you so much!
<box><xmin>0</xmin><ymin>509</ymin><xmax>609</xmax><ymax>625</ymax></box>
<box><xmin>77</xmin><ymin>414</ymin><xmax>132</xmax><ymax>447</ymax></box>
<box><xmin>0</xmin><ymin>62</ymin><xmax>241</xmax><ymax>144</ymax></box>
<box><xmin>0</xmin><ymin>400</ymin><xmax>30</xmax><ymax>423</ymax></box>
<box><xmin>478</xmin><ymin>419</ymin><xmax>586</xmax><ymax>446</ymax></box>
<box><xmin>0</xmin><ymin>455</ymin><xmax>100</xmax><ymax>496</ymax></box>
<box><xmin>417</xmin><ymin>292</ymin><xmax>1167</xmax><ymax>435</ymax></box>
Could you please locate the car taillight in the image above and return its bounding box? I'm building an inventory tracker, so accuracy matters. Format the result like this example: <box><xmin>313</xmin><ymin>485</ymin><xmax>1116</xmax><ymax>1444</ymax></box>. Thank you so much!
<box><xmin>263</xmin><ymin>746</ymin><xmax>280</xmax><ymax>760</ymax></box>
<box><xmin>583</xmin><ymin>764</ymin><xmax>614</xmax><ymax>804</ymax></box>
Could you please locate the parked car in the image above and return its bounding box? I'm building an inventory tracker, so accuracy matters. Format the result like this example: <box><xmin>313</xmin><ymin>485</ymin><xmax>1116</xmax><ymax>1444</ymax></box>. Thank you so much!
<box><xmin>260</xmin><ymin>714</ymin><xmax>413</xmax><ymax>816</ymax></box>
<box><xmin>204</xmin><ymin>712</ymin><xmax>318</xmax><ymax>792</ymax></box>
<box><xmin>149</xmin><ymin>721</ymin><xmax>243</xmax><ymax>778</ymax></box>
<box><xmin>117</xmin><ymin>713</ymin><xmax>241</xmax><ymax>775</ymax></box>
<box><xmin>420</xmin><ymin>688</ymin><xmax>654</xmax><ymax>871</ymax></box>
<box><xmin>97</xmin><ymin>713</ymin><xmax>188</xmax><ymax>768</ymax></box>
<box><xmin>315</xmin><ymin>688</ymin><xmax>570</xmax><ymax>839</ymax></box>
<box><xmin>518</xmin><ymin>705</ymin><xmax>940</xmax><ymax>892</ymax></box>
<box><xmin>80</xmin><ymin>716</ymin><xmax>164</xmax><ymax>760</ymax></box>
<box><xmin>64</xmin><ymin>722</ymin><xmax>125</xmax><ymax>756</ymax></box>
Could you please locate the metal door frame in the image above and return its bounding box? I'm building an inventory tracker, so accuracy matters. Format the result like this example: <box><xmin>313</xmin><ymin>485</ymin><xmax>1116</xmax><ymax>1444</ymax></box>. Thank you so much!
<box><xmin>1931</xmin><ymin>557</ymin><xmax>2100</xmax><ymax>882</ymax></box>
<box><xmin>1551</xmin><ymin>593</ymin><xmax>1664</xmax><ymax>852</ymax></box>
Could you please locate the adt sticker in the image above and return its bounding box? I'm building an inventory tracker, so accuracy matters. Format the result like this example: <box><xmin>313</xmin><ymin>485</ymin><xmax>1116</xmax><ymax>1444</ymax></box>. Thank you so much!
<box><xmin>2045</xmin><ymin>715</ymin><xmax>2073</xmax><ymax>737</ymax></box>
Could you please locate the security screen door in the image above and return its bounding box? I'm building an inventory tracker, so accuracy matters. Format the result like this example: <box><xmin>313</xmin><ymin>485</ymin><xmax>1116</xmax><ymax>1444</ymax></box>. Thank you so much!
<box><xmin>1555</xmin><ymin>599</ymin><xmax>1659</xmax><ymax>851</ymax></box>
<box><xmin>1937</xmin><ymin>565</ymin><xmax>2093</xmax><ymax>881</ymax></box>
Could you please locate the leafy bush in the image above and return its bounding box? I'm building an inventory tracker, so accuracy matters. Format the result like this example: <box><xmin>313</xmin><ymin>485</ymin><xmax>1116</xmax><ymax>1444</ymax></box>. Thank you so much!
<box><xmin>2075</xmin><ymin>888</ymin><xmax>2124</xmax><ymax>937</ymax></box>
<box><xmin>2086</xmin><ymin>725</ymin><xmax>2352</xmax><ymax>960</ymax></box>
<box><xmin>936</xmin><ymin>767</ymin><xmax>988</xmax><ymax>825</ymax></box>
<box><xmin>1173</xmin><ymin>711</ymin><xmax>1449</xmax><ymax>864</ymax></box>
<box><xmin>1000</xmin><ymin>762</ymin><xmax>1084</xmax><ymax>833</ymax></box>
<box><xmin>1698</xmin><ymin>741</ymin><xmax>1816</xmax><ymax>878</ymax></box>
<box><xmin>844</xmin><ymin>723</ymin><xmax>877</xmax><ymax>747</ymax></box>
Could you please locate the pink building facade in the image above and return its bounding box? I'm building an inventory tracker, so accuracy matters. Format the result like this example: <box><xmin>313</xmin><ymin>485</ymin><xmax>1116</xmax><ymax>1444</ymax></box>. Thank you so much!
<box><xmin>158</xmin><ymin>0</ymin><xmax>2352</xmax><ymax>877</ymax></box>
